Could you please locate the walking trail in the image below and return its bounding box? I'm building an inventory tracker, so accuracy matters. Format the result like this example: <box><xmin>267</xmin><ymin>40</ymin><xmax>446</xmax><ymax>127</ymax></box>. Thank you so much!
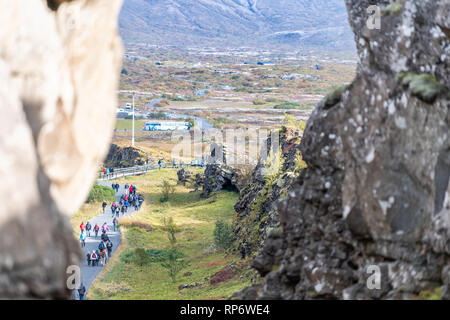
<box><xmin>77</xmin><ymin>181</ymin><xmax>139</xmax><ymax>298</ymax></box>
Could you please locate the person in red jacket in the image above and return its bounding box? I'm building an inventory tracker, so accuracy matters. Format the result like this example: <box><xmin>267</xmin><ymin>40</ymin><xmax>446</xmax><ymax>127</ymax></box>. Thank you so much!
<box><xmin>94</xmin><ymin>224</ymin><xmax>100</xmax><ymax>238</ymax></box>
<box><xmin>80</xmin><ymin>222</ymin><xmax>85</xmax><ymax>232</ymax></box>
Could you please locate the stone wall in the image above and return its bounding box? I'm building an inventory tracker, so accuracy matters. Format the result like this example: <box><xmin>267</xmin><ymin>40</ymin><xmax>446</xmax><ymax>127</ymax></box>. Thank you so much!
<box><xmin>0</xmin><ymin>0</ymin><xmax>123</xmax><ymax>298</ymax></box>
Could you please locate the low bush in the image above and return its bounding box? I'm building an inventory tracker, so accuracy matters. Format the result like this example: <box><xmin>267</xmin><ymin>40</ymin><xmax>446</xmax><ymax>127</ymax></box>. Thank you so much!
<box><xmin>213</xmin><ymin>220</ymin><xmax>235</xmax><ymax>250</ymax></box>
<box><xmin>273</xmin><ymin>101</ymin><xmax>301</xmax><ymax>109</ymax></box>
<box><xmin>160</xmin><ymin>180</ymin><xmax>175</xmax><ymax>202</ymax></box>
<box><xmin>86</xmin><ymin>183</ymin><xmax>116</xmax><ymax>203</ymax></box>
<box><xmin>252</xmin><ymin>99</ymin><xmax>266</xmax><ymax>105</ymax></box>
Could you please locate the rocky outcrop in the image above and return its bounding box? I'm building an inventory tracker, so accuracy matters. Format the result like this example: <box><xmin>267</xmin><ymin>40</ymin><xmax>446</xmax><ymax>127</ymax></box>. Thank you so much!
<box><xmin>177</xmin><ymin>168</ymin><xmax>194</xmax><ymax>185</ymax></box>
<box><xmin>201</xmin><ymin>164</ymin><xmax>240</xmax><ymax>198</ymax></box>
<box><xmin>237</xmin><ymin>0</ymin><xmax>450</xmax><ymax>300</ymax></box>
<box><xmin>105</xmin><ymin>144</ymin><xmax>147</xmax><ymax>168</ymax></box>
<box><xmin>0</xmin><ymin>0</ymin><xmax>123</xmax><ymax>299</ymax></box>
<box><xmin>233</xmin><ymin>127</ymin><xmax>306</xmax><ymax>259</ymax></box>
<box><xmin>201</xmin><ymin>143</ymin><xmax>239</xmax><ymax>198</ymax></box>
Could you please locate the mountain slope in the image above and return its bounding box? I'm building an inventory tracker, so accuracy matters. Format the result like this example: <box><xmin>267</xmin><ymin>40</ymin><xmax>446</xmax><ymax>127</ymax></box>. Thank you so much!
<box><xmin>119</xmin><ymin>0</ymin><xmax>355</xmax><ymax>50</ymax></box>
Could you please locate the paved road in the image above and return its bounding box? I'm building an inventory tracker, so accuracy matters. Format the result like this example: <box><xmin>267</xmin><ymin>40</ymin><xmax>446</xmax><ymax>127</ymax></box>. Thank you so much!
<box><xmin>76</xmin><ymin>182</ymin><xmax>141</xmax><ymax>299</ymax></box>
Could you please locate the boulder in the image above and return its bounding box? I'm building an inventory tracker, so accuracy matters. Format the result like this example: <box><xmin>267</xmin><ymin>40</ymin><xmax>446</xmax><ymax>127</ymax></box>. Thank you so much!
<box><xmin>177</xmin><ymin>168</ymin><xmax>194</xmax><ymax>185</ymax></box>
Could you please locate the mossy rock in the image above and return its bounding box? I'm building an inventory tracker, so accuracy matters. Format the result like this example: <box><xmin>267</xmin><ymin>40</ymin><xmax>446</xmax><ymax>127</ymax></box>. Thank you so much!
<box><xmin>324</xmin><ymin>85</ymin><xmax>349</xmax><ymax>109</ymax></box>
<box><xmin>382</xmin><ymin>2</ymin><xmax>403</xmax><ymax>15</ymax></box>
<box><xmin>400</xmin><ymin>73</ymin><xmax>445</xmax><ymax>103</ymax></box>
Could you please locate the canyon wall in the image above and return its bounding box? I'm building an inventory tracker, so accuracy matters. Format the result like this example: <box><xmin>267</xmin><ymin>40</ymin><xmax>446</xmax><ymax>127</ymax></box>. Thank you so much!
<box><xmin>237</xmin><ymin>0</ymin><xmax>450</xmax><ymax>300</ymax></box>
<box><xmin>0</xmin><ymin>0</ymin><xmax>123</xmax><ymax>298</ymax></box>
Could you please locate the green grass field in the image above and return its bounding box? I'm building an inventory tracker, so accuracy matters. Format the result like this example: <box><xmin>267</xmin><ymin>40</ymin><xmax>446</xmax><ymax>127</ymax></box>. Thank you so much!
<box><xmin>88</xmin><ymin>169</ymin><xmax>251</xmax><ymax>300</ymax></box>
<box><xmin>115</xmin><ymin>119</ymin><xmax>148</xmax><ymax>131</ymax></box>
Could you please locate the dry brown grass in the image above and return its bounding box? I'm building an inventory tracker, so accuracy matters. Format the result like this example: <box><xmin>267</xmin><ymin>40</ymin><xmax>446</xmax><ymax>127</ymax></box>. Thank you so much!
<box><xmin>119</xmin><ymin>217</ymin><xmax>154</xmax><ymax>231</ymax></box>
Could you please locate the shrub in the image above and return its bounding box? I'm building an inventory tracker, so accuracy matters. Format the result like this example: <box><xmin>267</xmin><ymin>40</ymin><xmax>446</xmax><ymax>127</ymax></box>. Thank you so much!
<box><xmin>134</xmin><ymin>248</ymin><xmax>151</xmax><ymax>266</ymax></box>
<box><xmin>120</xmin><ymin>248</ymin><xmax>184</xmax><ymax>264</ymax></box>
<box><xmin>86</xmin><ymin>182</ymin><xmax>116</xmax><ymax>203</ymax></box>
<box><xmin>148</xmin><ymin>249</ymin><xmax>184</xmax><ymax>262</ymax></box>
<box><xmin>161</xmin><ymin>217</ymin><xmax>181</xmax><ymax>248</ymax></box>
<box><xmin>161</xmin><ymin>250</ymin><xmax>190</xmax><ymax>283</ymax></box>
<box><xmin>160</xmin><ymin>180</ymin><xmax>175</xmax><ymax>202</ymax></box>
<box><xmin>213</xmin><ymin>220</ymin><xmax>235</xmax><ymax>250</ymax></box>
<box><xmin>120</xmin><ymin>250</ymin><xmax>135</xmax><ymax>264</ymax></box>
<box><xmin>252</xmin><ymin>99</ymin><xmax>266</xmax><ymax>105</ymax></box>
<box><xmin>273</xmin><ymin>101</ymin><xmax>301</xmax><ymax>109</ymax></box>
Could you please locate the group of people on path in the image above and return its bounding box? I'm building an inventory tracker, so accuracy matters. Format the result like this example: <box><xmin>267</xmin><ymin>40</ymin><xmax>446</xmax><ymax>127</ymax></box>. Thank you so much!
<box><xmin>85</xmin><ymin>224</ymin><xmax>113</xmax><ymax>268</ymax></box>
<box><xmin>79</xmin><ymin>221</ymin><xmax>112</xmax><ymax>266</ymax></box>
<box><xmin>76</xmin><ymin>221</ymin><xmax>112</xmax><ymax>300</ymax></box>
<box><xmin>102</xmin><ymin>167</ymin><xmax>115</xmax><ymax>178</ymax></box>
<box><xmin>75</xmin><ymin>181</ymin><xmax>144</xmax><ymax>300</ymax></box>
<box><xmin>111</xmin><ymin>183</ymin><xmax>120</xmax><ymax>193</ymax></box>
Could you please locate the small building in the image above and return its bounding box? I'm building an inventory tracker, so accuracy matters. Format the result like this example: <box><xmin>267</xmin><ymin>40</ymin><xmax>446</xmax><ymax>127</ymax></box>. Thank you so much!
<box><xmin>143</xmin><ymin>121</ymin><xmax>191</xmax><ymax>131</ymax></box>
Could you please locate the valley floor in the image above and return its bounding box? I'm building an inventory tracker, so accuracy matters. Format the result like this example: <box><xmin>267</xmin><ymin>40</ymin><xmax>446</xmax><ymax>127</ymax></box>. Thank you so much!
<box><xmin>85</xmin><ymin>169</ymin><xmax>251</xmax><ymax>299</ymax></box>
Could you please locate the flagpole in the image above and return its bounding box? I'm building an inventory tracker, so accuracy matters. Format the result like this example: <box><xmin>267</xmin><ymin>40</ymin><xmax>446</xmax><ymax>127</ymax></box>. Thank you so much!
<box><xmin>132</xmin><ymin>92</ymin><xmax>135</xmax><ymax>147</ymax></box>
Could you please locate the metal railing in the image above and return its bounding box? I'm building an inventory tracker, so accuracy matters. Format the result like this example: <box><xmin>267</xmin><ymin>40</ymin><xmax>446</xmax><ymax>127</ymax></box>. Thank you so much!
<box><xmin>98</xmin><ymin>162</ymin><xmax>205</xmax><ymax>180</ymax></box>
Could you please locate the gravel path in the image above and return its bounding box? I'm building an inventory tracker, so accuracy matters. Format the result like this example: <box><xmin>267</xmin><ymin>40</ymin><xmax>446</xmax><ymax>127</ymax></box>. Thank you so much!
<box><xmin>76</xmin><ymin>182</ymin><xmax>140</xmax><ymax>299</ymax></box>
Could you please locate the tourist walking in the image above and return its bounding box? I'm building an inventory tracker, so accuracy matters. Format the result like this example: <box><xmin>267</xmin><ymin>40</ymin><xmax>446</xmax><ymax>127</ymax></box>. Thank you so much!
<box><xmin>80</xmin><ymin>231</ymin><xmax>86</xmax><ymax>248</ymax></box>
<box><xmin>102</xmin><ymin>222</ymin><xmax>108</xmax><ymax>233</ymax></box>
<box><xmin>101</xmin><ymin>231</ymin><xmax>109</xmax><ymax>243</ymax></box>
<box><xmin>94</xmin><ymin>223</ymin><xmax>99</xmax><ymax>238</ymax></box>
<box><xmin>91</xmin><ymin>250</ymin><xmax>97</xmax><ymax>266</ymax></box>
<box><xmin>80</xmin><ymin>222</ymin><xmax>85</xmax><ymax>233</ymax></box>
<box><xmin>85</xmin><ymin>221</ymin><xmax>91</xmax><ymax>237</ymax></box>
<box><xmin>86</xmin><ymin>252</ymin><xmax>91</xmax><ymax>266</ymax></box>
<box><xmin>113</xmin><ymin>217</ymin><xmax>118</xmax><ymax>231</ymax></box>
<box><xmin>106</xmin><ymin>240</ymin><xmax>113</xmax><ymax>258</ymax></box>
<box><xmin>78</xmin><ymin>284</ymin><xmax>86</xmax><ymax>300</ymax></box>
<box><xmin>102</xmin><ymin>201</ymin><xmax>107</xmax><ymax>213</ymax></box>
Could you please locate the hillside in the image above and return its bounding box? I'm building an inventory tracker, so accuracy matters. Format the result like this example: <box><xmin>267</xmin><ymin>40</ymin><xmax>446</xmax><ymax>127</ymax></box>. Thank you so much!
<box><xmin>119</xmin><ymin>0</ymin><xmax>355</xmax><ymax>51</ymax></box>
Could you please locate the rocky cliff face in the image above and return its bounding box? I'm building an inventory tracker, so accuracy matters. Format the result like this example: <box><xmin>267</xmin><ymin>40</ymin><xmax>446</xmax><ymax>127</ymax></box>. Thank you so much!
<box><xmin>236</xmin><ymin>0</ymin><xmax>450</xmax><ymax>300</ymax></box>
<box><xmin>0</xmin><ymin>0</ymin><xmax>123</xmax><ymax>298</ymax></box>
<box><xmin>105</xmin><ymin>144</ymin><xmax>147</xmax><ymax>168</ymax></box>
<box><xmin>233</xmin><ymin>127</ymin><xmax>306</xmax><ymax>260</ymax></box>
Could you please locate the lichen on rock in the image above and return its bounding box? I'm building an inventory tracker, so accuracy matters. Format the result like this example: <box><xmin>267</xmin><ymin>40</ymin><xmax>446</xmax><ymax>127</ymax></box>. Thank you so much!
<box><xmin>235</xmin><ymin>0</ymin><xmax>450</xmax><ymax>300</ymax></box>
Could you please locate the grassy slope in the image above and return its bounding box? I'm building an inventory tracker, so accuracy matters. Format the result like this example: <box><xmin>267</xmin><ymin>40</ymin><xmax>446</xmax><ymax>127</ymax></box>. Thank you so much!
<box><xmin>88</xmin><ymin>169</ymin><xmax>250</xmax><ymax>300</ymax></box>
